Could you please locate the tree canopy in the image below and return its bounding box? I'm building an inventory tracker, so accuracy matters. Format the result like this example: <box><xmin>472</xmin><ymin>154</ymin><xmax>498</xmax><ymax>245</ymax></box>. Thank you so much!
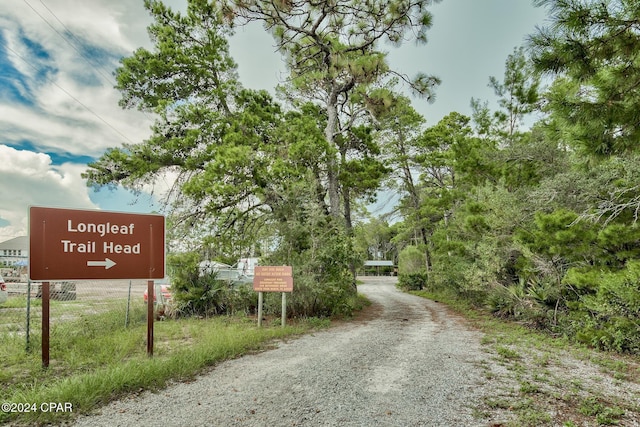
<box><xmin>530</xmin><ymin>0</ymin><xmax>640</xmax><ymax>155</ymax></box>
<box><xmin>83</xmin><ymin>0</ymin><xmax>443</xmax><ymax>316</ymax></box>
<box><xmin>81</xmin><ymin>0</ymin><xmax>640</xmax><ymax>353</ymax></box>
<box><xmin>223</xmin><ymin>0</ymin><xmax>441</xmax><ymax>228</ymax></box>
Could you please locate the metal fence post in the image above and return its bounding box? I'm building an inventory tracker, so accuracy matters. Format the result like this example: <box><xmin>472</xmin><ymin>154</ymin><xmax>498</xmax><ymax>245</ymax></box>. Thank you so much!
<box><xmin>125</xmin><ymin>280</ymin><xmax>132</xmax><ymax>328</ymax></box>
<box><xmin>26</xmin><ymin>279</ymin><xmax>31</xmax><ymax>352</ymax></box>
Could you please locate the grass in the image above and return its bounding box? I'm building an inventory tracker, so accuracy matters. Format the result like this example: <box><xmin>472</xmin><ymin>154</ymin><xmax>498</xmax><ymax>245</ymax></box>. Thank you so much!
<box><xmin>0</xmin><ymin>294</ymin><xmax>42</xmax><ymax>309</ymax></box>
<box><xmin>410</xmin><ymin>288</ymin><xmax>639</xmax><ymax>426</ymax></box>
<box><xmin>579</xmin><ymin>397</ymin><xmax>625</xmax><ymax>424</ymax></box>
<box><xmin>0</xmin><ymin>300</ymin><xmax>325</xmax><ymax>426</ymax></box>
<box><xmin>496</xmin><ymin>345</ymin><xmax>522</xmax><ymax>360</ymax></box>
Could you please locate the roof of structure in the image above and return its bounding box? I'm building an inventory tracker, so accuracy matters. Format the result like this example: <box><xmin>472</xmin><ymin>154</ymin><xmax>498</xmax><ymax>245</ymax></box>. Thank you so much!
<box><xmin>0</xmin><ymin>236</ymin><xmax>28</xmax><ymax>250</ymax></box>
<box><xmin>363</xmin><ymin>260</ymin><xmax>394</xmax><ymax>267</ymax></box>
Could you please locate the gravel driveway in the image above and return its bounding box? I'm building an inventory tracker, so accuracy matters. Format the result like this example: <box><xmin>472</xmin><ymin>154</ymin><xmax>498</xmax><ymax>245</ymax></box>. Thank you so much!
<box><xmin>74</xmin><ymin>276</ymin><xmax>496</xmax><ymax>427</ymax></box>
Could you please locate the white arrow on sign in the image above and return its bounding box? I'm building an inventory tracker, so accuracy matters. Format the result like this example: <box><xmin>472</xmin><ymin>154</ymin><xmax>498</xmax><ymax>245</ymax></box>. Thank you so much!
<box><xmin>87</xmin><ymin>258</ymin><xmax>117</xmax><ymax>270</ymax></box>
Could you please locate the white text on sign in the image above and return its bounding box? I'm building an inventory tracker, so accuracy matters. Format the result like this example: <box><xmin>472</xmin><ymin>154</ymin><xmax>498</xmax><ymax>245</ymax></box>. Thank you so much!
<box><xmin>67</xmin><ymin>220</ymin><xmax>135</xmax><ymax>237</ymax></box>
<box><xmin>62</xmin><ymin>220</ymin><xmax>141</xmax><ymax>254</ymax></box>
<box><xmin>60</xmin><ymin>241</ymin><xmax>141</xmax><ymax>254</ymax></box>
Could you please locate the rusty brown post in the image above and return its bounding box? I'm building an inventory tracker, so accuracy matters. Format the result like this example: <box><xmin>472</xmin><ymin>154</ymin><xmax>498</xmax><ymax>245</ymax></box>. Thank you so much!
<box><xmin>147</xmin><ymin>280</ymin><xmax>154</xmax><ymax>357</ymax></box>
<box><xmin>42</xmin><ymin>281</ymin><xmax>50</xmax><ymax>368</ymax></box>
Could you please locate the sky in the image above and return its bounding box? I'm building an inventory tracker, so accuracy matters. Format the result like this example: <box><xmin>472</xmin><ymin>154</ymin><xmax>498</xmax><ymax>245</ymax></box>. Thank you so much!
<box><xmin>0</xmin><ymin>0</ymin><xmax>549</xmax><ymax>242</ymax></box>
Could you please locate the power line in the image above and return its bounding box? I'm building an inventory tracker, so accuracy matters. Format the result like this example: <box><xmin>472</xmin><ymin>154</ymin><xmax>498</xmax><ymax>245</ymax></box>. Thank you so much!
<box><xmin>0</xmin><ymin>39</ymin><xmax>136</xmax><ymax>145</ymax></box>
<box><xmin>36</xmin><ymin>0</ymin><xmax>116</xmax><ymax>86</ymax></box>
<box><xmin>23</xmin><ymin>0</ymin><xmax>116</xmax><ymax>87</ymax></box>
<box><xmin>29</xmin><ymin>0</ymin><xmax>157</xmax><ymax>123</ymax></box>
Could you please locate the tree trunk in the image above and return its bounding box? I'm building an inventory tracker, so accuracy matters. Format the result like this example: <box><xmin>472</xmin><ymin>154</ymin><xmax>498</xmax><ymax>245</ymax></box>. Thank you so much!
<box><xmin>325</xmin><ymin>90</ymin><xmax>341</xmax><ymax>219</ymax></box>
<box><xmin>398</xmin><ymin>140</ymin><xmax>427</xmax><ymax>246</ymax></box>
<box><xmin>343</xmin><ymin>183</ymin><xmax>353</xmax><ymax>234</ymax></box>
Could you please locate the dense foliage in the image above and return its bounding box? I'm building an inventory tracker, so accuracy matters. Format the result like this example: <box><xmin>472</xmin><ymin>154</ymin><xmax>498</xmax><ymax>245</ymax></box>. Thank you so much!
<box><xmin>83</xmin><ymin>0</ymin><xmax>640</xmax><ymax>352</ymax></box>
<box><xmin>84</xmin><ymin>0</ymin><xmax>441</xmax><ymax>318</ymax></box>
<box><xmin>167</xmin><ymin>252</ymin><xmax>257</xmax><ymax>317</ymax></box>
<box><xmin>385</xmin><ymin>0</ymin><xmax>640</xmax><ymax>354</ymax></box>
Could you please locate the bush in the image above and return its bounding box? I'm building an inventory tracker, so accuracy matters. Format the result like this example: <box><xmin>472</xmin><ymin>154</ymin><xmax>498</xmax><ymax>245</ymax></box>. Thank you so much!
<box><xmin>167</xmin><ymin>252</ymin><xmax>257</xmax><ymax>318</ymax></box>
<box><xmin>565</xmin><ymin>261</ymin><xmax>640</xmax><ymax>352</ymax></box>
<box><xmin>485</xmin><ymin>280</ymin><xmax>553</xmax><ymax>329</ymax></box>
<box><xmin>264</xmin><ymin>275</ymin><xmax>354</xmax><ymax>318</ymax></box>
<box><xmin>267</xmin><ymin>217</ymin><xmax>359</xmax><ymax>318</ymax></box>
<box><xmin>397</xmin><ymin>272</ymin><xmax>428</xmax><ymax>291</ymax></box>
<box><xmin>397</xmin><ymin>245</ymin><xmax>426</xmax><ymax>275</ymax></box>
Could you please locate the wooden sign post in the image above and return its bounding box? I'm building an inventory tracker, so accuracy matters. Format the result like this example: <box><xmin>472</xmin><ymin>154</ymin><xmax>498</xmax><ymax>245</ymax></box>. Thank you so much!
<box><xmin>29</xmin><ymin>206</ymin><xmax>165</xmax><ymax>365</ymax></box>
<box><xmin>253</xmin><ymin>266</ymin><xmax>293</xmax><ymax>327</ymax></box>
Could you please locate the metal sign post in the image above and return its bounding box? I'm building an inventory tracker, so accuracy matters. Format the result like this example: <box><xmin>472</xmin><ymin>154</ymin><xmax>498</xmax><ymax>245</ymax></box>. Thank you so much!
<box><xmin>258</xmin><ymin>292</ymin><xmax>263</xmax><ymax>327</ymax></box>
<box><xmin>281</xmin><ymin>292</ymin><xmax>286</xmax><ymax>328</ymax></box>
<box><xmin>42</xmin><ymin>281</ymin><xmax>49</xmax><ymax>368</ymax></box>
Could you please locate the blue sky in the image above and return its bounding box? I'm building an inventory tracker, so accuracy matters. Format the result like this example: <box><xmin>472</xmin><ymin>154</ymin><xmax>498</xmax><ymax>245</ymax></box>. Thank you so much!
<box><xmin>0</xmin><ymin>0</ymin><xmax>548</xmax><ymax>241</ymax></box>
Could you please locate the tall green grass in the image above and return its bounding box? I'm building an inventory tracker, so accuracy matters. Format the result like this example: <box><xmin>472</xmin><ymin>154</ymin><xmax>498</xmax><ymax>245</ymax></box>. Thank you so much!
<box><xmin>1</xmin><ymin>301</ymin><xmax>319</xmax><ymax>425</ymax></box>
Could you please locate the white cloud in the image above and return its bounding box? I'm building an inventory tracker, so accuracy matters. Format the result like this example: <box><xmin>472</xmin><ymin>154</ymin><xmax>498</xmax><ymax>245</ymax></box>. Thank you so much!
<box><xmin>0</xmin><ymin>0</ymin><xmax>549</xmax><ymax>243</ymax></box>
<box><xmin>0</xmin><ymin>0</ymin><xmax>155</xmax><ymax>154</ymax></box>
<box><xmin>0</xmin><ymin>145</ymin><xmax>97</xmax><ymax>241</ymax></box>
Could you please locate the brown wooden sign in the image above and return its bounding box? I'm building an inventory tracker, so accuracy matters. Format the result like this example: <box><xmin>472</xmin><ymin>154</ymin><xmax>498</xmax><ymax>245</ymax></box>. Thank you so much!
<box><xmin>29</xmin><ymin>206</ymin><xmax>165</xmax><ymax>280</ymax></box>
<box><xmin>253</xmin><ymin>266</ymin><xmax>293</xmax><ymax>292</ymax></box>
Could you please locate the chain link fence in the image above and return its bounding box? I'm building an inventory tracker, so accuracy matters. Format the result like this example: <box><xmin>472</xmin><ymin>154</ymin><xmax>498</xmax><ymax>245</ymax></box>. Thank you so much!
<box><xmin>0</xmin><ymin>271</ymin><xmax>159</xmax><ymax>353</ymax></box>
<box><xmin>0</xmin><ymin>259</ymin><xmax>257</xmax><ymax>359</ymax></box>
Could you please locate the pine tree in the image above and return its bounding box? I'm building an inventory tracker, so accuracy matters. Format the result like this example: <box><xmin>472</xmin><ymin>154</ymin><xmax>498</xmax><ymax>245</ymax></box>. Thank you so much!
<box><xmin>224</xmin><ymin>0</ymin><xmax>441</xmax><ymax>229</ymax></box>
<box><xmin>530</xmin><ymin>0</ymin><xmax>640</xmax><ymax>155</ymax></box>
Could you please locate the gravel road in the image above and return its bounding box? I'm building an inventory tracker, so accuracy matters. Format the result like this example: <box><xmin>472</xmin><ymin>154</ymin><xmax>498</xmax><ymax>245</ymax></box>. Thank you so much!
<box><xmin>73</xmin><ymin>276</ymin><xmax>496</xmax><ymax>427</ymax></box>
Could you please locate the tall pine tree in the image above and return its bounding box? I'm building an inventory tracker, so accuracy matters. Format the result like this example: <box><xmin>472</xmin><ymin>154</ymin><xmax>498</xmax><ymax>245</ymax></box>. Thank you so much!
<box><xmin>223</xmin><ymin>0</ymin><xmax>441</xmax><ymax>230</ymax></box>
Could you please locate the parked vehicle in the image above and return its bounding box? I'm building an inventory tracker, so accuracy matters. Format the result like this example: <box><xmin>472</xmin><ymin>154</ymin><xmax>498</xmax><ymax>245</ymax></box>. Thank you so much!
<box><xmin>33</xmin><ymin>282</ymin><xmax>77</xmax><ymax>300</ymax></box>
<box><xmin>0</xmin><ymin>274</ymin><xmax>7</xmax><ymax>305</ymax></box>
<box><xmin>198</xmin><ymin>258</ymin><xmax>259</xmax><ymax>285</ymax></box>
<box><xmin>143</xmin><ymin>278</ymin><xmax>171</xmax><ymax>303</ymax></box>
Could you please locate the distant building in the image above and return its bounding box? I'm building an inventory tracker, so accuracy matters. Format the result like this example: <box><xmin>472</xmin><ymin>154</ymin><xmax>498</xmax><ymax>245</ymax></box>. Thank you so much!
<box><xmin>360</xmin><ymin>260</ymin><xmax>396</xmax><ymax>276</ymax></box>
<box><xmin>0</xmin><ymin>236</ymin><xmax>28</xmax><ymax>267</ymax></box>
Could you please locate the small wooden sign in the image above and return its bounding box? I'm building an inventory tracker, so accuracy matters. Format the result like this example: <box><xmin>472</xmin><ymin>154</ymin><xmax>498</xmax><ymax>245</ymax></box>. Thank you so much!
<box><xmin>253</xmin><ymin>266</ymin><xmax>293</xmax><ymax>292</ymax></box>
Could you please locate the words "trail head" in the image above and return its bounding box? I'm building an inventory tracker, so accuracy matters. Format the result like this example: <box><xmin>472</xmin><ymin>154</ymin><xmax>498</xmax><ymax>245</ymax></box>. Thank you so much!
<box><xmin>60</xmin><ymin>241</ymin><xmax>141</xmax><ymax>254</ymax></box>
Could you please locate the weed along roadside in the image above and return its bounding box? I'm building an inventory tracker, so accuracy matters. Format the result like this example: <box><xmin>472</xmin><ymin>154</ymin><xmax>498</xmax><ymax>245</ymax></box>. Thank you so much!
<box><xmin>3</xmin><ymin>275</ymin><xmax>638</xmax><ymax>426</ymax></box>
<box><xmin>408</xmin><ymin>288</ymin><xmax>640</xmax><ymax>426</ymax></box>
<box><xmin>0</xmin><ymin>309</ymin><xmax>322</xmax><ymax>426</ymax></box>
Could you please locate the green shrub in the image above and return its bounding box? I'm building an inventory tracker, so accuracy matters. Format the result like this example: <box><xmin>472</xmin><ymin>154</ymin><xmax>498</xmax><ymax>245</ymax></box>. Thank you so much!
<box><xmin>396</xmin><ymin>246</ymin><xmax>428</xmax><ymax>291</ymax></box>
<box><xmin>397</xmin><ymin>245</ymin><xmax>426</xmax><ymax>275</ymax></box>
<box><xmin>397</xmin><ymin>272</ymin><xmax>428</xmax><ymax>291</ymax></box>
<box><xmin>167</xmin><ymin>252</ymin><xmax>257</xmax><ymax>317</ymax></box>
<box><xmin>562</xmin><ymin>260</ymin><xmax>640</xmax><ymax>352</ymax></box>
<box><xmin>264</xmin><ymin>214</ymin><xmax>359</xmax><ymax>318</ymax></box>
